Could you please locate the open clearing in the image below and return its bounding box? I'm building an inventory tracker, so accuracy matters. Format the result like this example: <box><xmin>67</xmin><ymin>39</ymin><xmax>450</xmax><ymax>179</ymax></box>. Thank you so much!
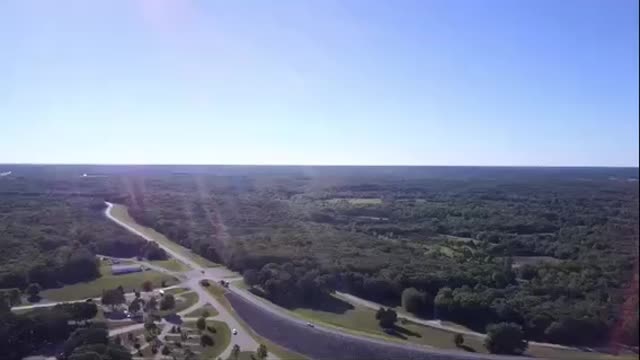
<box><xmin>184</xmin><ymin>303</ymin><xmax>219</xmax><ymax>318</ymax></box>
<box><xmin>41</xmin><ymin>268</ymin><xmax>177</xmax><ymax>301</ymax></box>
<box><xmin>511</xmin><ymin>255</ymin><xmax>563</xmax><ymax>268</ymax></box>
<box><xmin>150</xmin><ymin>259</ymin><xmax>189</xmax><ymax>272</ymax></box>
<box><xmin>109</xmin><ymin>204</ymin><xmax>218</xmax><ymax>268</ymax></box>
<box><xmin>182</xmin><ymin>319</ymin><xmax>231</xmax><ymax>359</ymax></box>
<box><xmin>287</xmin><ymin>294</ymin><xmax>633</xmax><ymax>360</ymax></box>
<box><xmin>326</xmin><ymin>198</ymin><xmax>383</xmax><ymax>205</ymax></box>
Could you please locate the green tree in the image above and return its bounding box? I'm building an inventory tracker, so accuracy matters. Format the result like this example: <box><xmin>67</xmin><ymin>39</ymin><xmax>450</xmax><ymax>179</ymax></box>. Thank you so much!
<box><xmin>160</xmin><ymin>294</ymin><xmax>176</xmax><ymax>310</ymax></box>
<box><xmin>256</xmin><ymin>344</ymin><xmax>268</xmax><ymax>359</ymax></box>
<box><xmin>454</xmin><ymin>333</ymin><xmax>464</xmax><ymax>347</ymax></box>
<box><xmin>196</xmin><ymin>317</ymin><xmax>206</xmax><ymax>331</ymax></box>
<box><xmin>401</xmin><ymin>287</ymin><xmax>430</xmax><ymax>315</ymax></box>
<box><xmin>101</xmin><ymin>288</ymin><xmax>126</xmax><ymax>310</ymax></box>
<box><xmin>146</xmin><ymin>296</ymin><xmax>158</xmax><ymax>312</ymax></box>
<box><xmin>375</xmin><ymin>307</ymin><xmax>397</xmax><ymax>328</ymax></box>
<box><xmin>128</xmin><ymin>298</ymin><xmax>142</xmax><ymax>314</ymax></box>
<box><xmin>231</xmin><ymin>344</ymin><xmax>241</xmax><ymax>360</ymax></box>
<box><xmin>485</xmin><ymin>322</ymin><xmax>528</xmax><ymax>355</ymax></box>
<box><xmin>26</xmin><ymin>283</ymin><xmax>41</xmax><ymax>301</ymax></box>
<box><xmin>243</xmin><ymin>269</ymin><xmax>260</xmax><ymax>287</ymax></box>
<box><xmin>142</xmin><ymin>280</ymin><xmax>153</xmax><ymax>292</ymax></box>
<box><xmin>200</xmin><ymin>334</ymin><xmax>214</xmax><ymax>347</ymax></box>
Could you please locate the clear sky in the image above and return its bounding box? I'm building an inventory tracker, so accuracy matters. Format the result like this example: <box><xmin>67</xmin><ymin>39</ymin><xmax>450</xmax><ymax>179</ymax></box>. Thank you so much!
<box><xmin>1</xmin><ymin>0</ymin><xmax>638</xmax><ymax>166</ymax></box>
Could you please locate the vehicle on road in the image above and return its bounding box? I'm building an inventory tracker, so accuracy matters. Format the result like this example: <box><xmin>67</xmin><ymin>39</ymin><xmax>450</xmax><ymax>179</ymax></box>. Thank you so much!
<box><xmin>232</xmin><ymin>329</ymin><xmax>238</xmax><ymax>335</ymax></box>
<box><xmin>306</xmin><ymin>322</ymin><xmax>315</xmax><ymax>328</ymax></box>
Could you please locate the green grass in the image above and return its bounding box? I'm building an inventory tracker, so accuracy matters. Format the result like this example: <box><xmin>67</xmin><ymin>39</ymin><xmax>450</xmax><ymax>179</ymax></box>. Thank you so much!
<box><xmin>204</xmin><ymin>284</ymin><xmax>307</xmax><ymax>360</ymax></box>
<box><xmin>327</xmin><ymin>198</ymin><xmax>382</xmax><ymax>205</ymax></box>
<box><xmin>184</xmin><ymin>303</ymin><xmax>219</xmax><ymax>318</ymax></box>
<box><xmin>41</xmin><ymin>269</ymin><xmax>178</xmax><ymax>301</ymax></box>
<box><xmin>231</xmin><ymin>279</ymin><xmax>249</xmax><ymax>290</ymax></box>
<box><xmin>174</xmin><ymin>291</ymin><xmax>199</xmax><ymax>313</ymax></box>
<box><xmin>109</xmin><ymin>204</ymin><xmax>218</xmax><ymax>268</ymax></box>
<box><xmin>165</xmin><ymin>287</ymin><xmax>189</xmax><ymax>295</ymax></box>
<box><xmin>150</xmin><ymin>259</ymin><xmax>189</xmax><ymax>272</ymax></box>
<box><xmin>181</xmin><ymin>319</ymin><xmax>231</xmax><ymax>359</ymax></box>
<box><xmin>286</xmin><ymin>294</ymin><xmax>631</xmax><ymax>360</ymax></box>
<box><xmin>106</xmin><ymin>320</ymin><xmax>136</xmax><ymax>330</ymax></box>
<box><xmin>153</xmin><ymin>291</ymin><xmax>199</xmax><ymax>318</ymax></box>
<box><xmin>229</xmin><ymin>351</ymin><xmax>258</xmax><ymax>360</ymax></box>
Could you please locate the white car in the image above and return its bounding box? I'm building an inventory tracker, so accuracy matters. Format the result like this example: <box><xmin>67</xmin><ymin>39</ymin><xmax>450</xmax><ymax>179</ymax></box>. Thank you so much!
<box><xmin>232</xmin><ymin>329</ymin><xmax>238</xmax><ymax>335</ymax></box>
<box><xmin>306</xmin><ymin>322</ymin><xmax>314</xmax><ymax>328</ymax></box>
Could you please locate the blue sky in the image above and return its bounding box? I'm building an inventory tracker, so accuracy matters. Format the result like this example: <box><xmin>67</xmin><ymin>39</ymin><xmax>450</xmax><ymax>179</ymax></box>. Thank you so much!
<box><xmin>1</xmin><ymin>0</ymin><xmax>638</xmax><ymax>166</ymax></box>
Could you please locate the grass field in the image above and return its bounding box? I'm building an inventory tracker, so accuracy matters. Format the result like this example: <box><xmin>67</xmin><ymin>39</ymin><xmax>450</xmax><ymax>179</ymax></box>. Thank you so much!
<box><xmin>326</xmin><ymin>198</ymin><xmax>383</xmax><ymax>205</ymax></box>
<box><xmin>109</xmin><ymin>204</ymin><xmax>218</xmax><ymax>268</ymax></box>
<box><xmin>230</xmin><ymin>351</ymin><xmax>262</xmax><ymax>360</ymax></box>
<box><xmin>180</xmin><ymin>319</ymin><xmax>231</xmax><ymax>359</ymax></box>
<box><xmin>41</xmin><ymin>269</ymin><xmax>178</xmax><ymax>301</ymax></box>
<box><xmin>231</xmin><ymin>279</ymin><xmax>249</xmax><ymax>290</ymax></box>
<box><xmin>184</xmin><ymin>303</ymin><xmax>219</xmax><ymax>318</ymax></box>
<box><xmin>165</xmin><ymin>287</ymin><xmax>189</xmax><ymax>295</ymax></box>
<box><xmin>287</xmin><ymin>294</ymin><xmax>634</xmax><ymax>360</ymax></box>
<box><xmin>150</xmin><ymin>259</ymin><xmax>189</xmax><ymax>272</ymax></box>
<box><xmin>174</xmin><ymin>291</ymin><xmax>199</xmax><ymax>313</ymax></box>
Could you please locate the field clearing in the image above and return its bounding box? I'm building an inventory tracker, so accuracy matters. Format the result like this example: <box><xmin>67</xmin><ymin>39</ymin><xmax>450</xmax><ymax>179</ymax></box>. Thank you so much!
<box><xmin>511</xmin><ymin>255</ymin><xmax>562</xmax><ymax>268</ymax></box>
<box><xmin>41</xmin><ymin>270</ymin><xmax>178</xmax><ymax>301</ymax></box>
<box><xmin>165</xmin><ymin>287</ymin><xmax>189</xmax><ymax>295</ymax></box>
<box><xmin>442</xmin><ymin>234</ymin><xmax>480</xmax><ymax>244</ymax></box>
<box><xmin>184</xmin><ymin>303</ymin><xmax>219</xmax><ymax>318</ymax></box>
<box><xmin>326</xmin><ymin>198</ymin><xmax>383</xmax><ymax>205</ymax></box>
<box><xmin>109</xmin><ymin>204</ymin><xmax>218</xmax><ymax>268</ymax></box>
<box><xmin>181</xmin><ymin>319</ymin><xmax>231</xmax><ymax>359</ymax></box>
<box><xmin>150</xmin><ymin>259</ymin><xmax>189</xmax><ymax>272</ymax></box>
<box><xmin>289</xmin><ymin>294</ymin><xmax>633</xmax><ymax>360</ymax></box>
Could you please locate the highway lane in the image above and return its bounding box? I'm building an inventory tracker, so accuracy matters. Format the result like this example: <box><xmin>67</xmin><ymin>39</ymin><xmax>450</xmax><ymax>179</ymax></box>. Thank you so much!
<box><xmin>225</xmin><ymin>291</ymin><xmax>526</xmax><ymax>360</ymax></box>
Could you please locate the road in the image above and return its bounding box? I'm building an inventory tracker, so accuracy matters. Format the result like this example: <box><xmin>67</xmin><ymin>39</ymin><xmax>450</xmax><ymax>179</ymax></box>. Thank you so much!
<box><xmin>335</xmin><ymin>293</ymin><xmax>577</xmax><ymax>351</ymax></box>
<box><xmin>104</xmin><ymin>202</ymin><xmax>269</xmax><ymax>359</ymax></box>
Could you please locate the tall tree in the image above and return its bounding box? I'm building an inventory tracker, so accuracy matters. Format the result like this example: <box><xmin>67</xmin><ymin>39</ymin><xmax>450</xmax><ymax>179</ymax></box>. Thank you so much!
<box><xmin>256</xmin><ymin>344</ymin><xmax>268</xmax><ymax>359</ymax></box>
<box><xmin>485</xmin><ymin>322</ymin><xmax>528</xmax><ymax>355</ymax></box>
<box><xmin>231</xmin><ymin>344</ymin><xmax>241</xmax><ymax>360</ymax></box>
<box><xmin>26</xmin><ymin>283</ymin><xmax>41</xmax><ymax>302</ymax></box>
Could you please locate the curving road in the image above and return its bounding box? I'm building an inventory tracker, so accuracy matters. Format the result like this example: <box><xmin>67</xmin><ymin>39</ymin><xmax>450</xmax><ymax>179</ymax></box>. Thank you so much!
<box><xmin>104</xmin><ymin>202</ymin><xmax>541</xmax><ymax>360</ymax></box>
<box><xmin>104</xmin><ymin>202</ymin><xmax>272</xmax><ymax>359</ymax></box>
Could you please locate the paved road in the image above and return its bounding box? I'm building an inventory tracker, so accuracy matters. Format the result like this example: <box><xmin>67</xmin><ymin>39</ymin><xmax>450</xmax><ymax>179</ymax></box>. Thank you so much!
<box><xmin>105</xmin><ymin>202</ymin><xmax>269</xmax><ymax>359</ymax></box>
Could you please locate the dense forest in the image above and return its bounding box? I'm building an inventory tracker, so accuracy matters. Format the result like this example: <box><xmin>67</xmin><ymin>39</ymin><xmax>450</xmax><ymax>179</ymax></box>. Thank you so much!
<box><xmin>0</xmin><ymin>174</ymin><xmax>166</xmax><ymax>290</ymax></box>
<box><xmin>1</xmin><ymin>165</ymin><xmax>638</xmax><ymax>349</ymax></box>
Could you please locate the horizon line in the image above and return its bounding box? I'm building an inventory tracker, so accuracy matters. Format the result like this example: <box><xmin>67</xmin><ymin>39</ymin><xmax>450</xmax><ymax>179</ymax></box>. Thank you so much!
<box><xmin>1</xmin><ymin>162</ymin><xmax>638</xmax><ymax>169</ymax></box>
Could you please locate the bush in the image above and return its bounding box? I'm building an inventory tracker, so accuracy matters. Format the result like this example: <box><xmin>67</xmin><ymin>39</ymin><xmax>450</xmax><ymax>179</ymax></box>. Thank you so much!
<box><xmin>485</xmin><ymin>322</ymin><xmax>528</xmax><ymax>355</ymax></box>
<box><xmin>201</xmin><ymin>334</ymin><xmax>214</xmax><ymax>347</ymax></box>
<box><xmin>161</xmin><ymin>346</ymin><xmax>171</xmax><ymax>355</ymax></box>
<box><xmin>454</xmin><ymin>333</ymin><xmax>464</xmax><ymax>347</ymax></box>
